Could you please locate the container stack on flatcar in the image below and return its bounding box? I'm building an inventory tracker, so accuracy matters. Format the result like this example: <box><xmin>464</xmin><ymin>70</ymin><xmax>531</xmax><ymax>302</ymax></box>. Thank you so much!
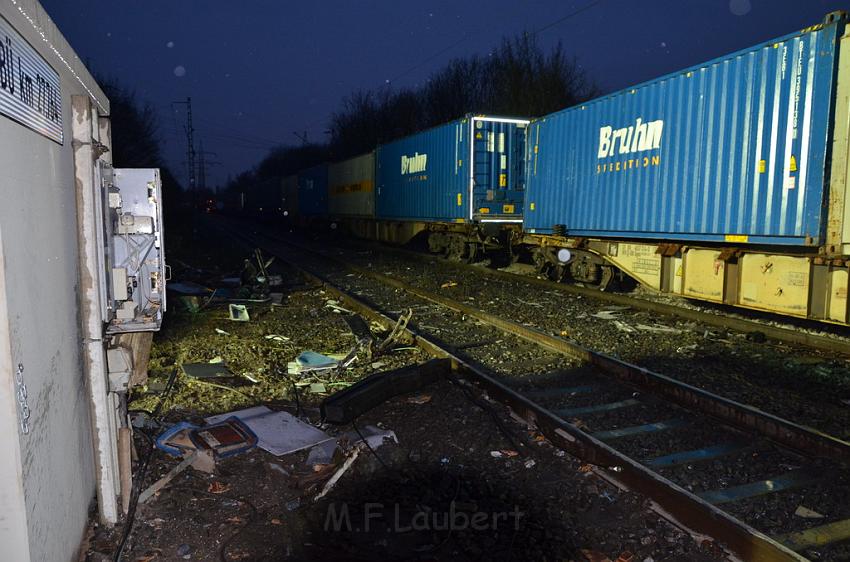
<box><xmin>327</xmin><ymin>152</ymin><xmax>375</xmax><ymax>236</ymax></box>
<box><xmin>523</xmin><ymin>11</ymin><xmax>849</xmax><ymax>323</ymax></box>
<box><xmin>245</xmin><ymin>12</ymin><xmax>850</xmax><ymax>326</ymax></box>
<box><xmin>373</xmin><ymin>115</ymin><xmax>529</xmax><ymax>260</ymax></box>
<box><xmin>297</xmin><ymin>164</ymin><xmax>329</xmax><ymax>219</ymax></box>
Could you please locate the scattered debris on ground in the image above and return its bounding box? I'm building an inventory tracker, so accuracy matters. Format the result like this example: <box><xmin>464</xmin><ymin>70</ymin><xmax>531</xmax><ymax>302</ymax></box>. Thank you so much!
<box><xmin>82</xmin><ymin>225</ymin><xmax>726</xmax><ymax>562</ymax></box>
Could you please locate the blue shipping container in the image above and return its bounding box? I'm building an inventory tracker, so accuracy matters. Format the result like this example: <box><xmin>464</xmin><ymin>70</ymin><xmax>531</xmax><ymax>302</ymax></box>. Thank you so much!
<box><xmin>297</xmin><ymin>164</ymin><xmax>328</xmax><ymax>216</ymax></box>
<box><xmin>525</xmin><ymin>15</ymin><xmax>845</xmax><ymax>246</ymax></box>
<box><xmin>376</xmin><ymin>115</ymin><xmax>529</xmax><ymax>222</ymax></box>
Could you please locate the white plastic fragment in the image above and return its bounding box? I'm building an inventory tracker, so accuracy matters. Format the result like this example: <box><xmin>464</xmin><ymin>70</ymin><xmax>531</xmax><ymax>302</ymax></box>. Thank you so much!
<box><xmin>269</xmin><ymin>463</ymin><xmax>290</xmax><ymax>477</ymax></box>
<box><xmin>635</xmin><ymin>324</ymin><xmax>681</xmax><ymax>334</ymax></box>
<box><xmin>325</xmin><ymin>300</ymin><xmax>352</xmax><ymax>314</ymax></box>
<box><xmin>228</xmin><ymin>304</ymin><xmax>250</xmax><ymax>322</ymax></box>
<box><xmin>794</xmin><ymin>505</ymin><xmax>825</xmax><ymax>519</ymax></box>
<box><xmin>593</xmin><ymin>311</ymin><xmax>618</xmax><ymax>321</ymax></box>
<box><xmin>265</xmin><ymin>334</ymin><xmax>290</xmax><ymax>342</ymax></box>
<box><xmin>613</xmin><ymin>320</ymin><xmax>636</xmax><ymax>333</ymax></box>
<box><xmin>314</xmin><ymin>447</ymin><xmax>361</xmax><ymax>501</ymax></box>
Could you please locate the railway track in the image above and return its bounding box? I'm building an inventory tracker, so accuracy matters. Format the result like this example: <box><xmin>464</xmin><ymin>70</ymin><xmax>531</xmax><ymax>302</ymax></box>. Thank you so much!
<box><xmin>217</xmin><ymin>219</ymin><xmax>850</xmax><ymax>562</ymax></box>
<box><xmin>311</xmin><ymin>227</ymin><xmax>850</xmax><ymax>357</ymax></box>
<box><xmin>257</xmin><ymin>224</ymin><xmax>850</xmax><ymax>440</ymax></box>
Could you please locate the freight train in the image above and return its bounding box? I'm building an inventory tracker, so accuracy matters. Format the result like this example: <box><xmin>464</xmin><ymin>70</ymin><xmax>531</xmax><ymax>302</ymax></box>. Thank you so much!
<box><xmin>238</xmin><ymin>12</ymin><xmax>850</xmax><ymax>326</ymax></box>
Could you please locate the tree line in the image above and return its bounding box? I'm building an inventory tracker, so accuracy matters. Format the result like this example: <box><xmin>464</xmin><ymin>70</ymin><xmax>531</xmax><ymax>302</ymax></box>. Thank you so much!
<box><xmin>224</xmin><ymin>34</ymin><xmax>596</xmax><ymax>196</ymax></box>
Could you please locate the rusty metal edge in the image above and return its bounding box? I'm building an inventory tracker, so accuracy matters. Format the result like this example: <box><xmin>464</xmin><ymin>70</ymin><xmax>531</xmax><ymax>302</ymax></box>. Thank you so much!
<box><xmin>224</xmin><ymin>225</ymin><xmax>807</xmax><ymax>562</ymax></box>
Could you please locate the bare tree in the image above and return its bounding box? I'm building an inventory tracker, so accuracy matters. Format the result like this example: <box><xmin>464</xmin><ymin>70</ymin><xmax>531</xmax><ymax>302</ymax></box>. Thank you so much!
<box><xmin>421</xmin><ymin>57</ymin><xmax>489</xmax><ymax>126</ymax></box>
<box><xmin>226</xmin><ymin>33</ymin><xmax>596</xmax><ymax>196</ymax></box>
<box><xmin>326</xmin><ymin>33</ymin><xmax>595</xmax><ymax>159</ymax></box>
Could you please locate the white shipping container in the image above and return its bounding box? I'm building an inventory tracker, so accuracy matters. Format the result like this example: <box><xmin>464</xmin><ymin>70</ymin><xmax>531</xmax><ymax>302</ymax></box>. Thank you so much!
<box><xmin>328</xmin><ymin>152</ymin><xmax>375</xmax><ymax>217</ymax></box>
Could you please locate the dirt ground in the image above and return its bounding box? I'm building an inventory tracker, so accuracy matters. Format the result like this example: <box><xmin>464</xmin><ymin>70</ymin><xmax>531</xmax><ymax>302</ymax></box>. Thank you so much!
<box><xmin>91</xmin><ymin>380</ymin><xmax>726</xmax><ymax>562</ymax></box>
<box><xmin>81</xmin><ymin>220</ymin><xmax>726</xmax><ymax>562</ymax></box>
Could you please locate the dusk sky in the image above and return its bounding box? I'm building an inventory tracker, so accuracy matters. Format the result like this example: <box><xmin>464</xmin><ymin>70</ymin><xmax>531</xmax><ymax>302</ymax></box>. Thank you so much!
<box><xmin>41</xmin><ymin>0</ymin><xmax>846</xmax><ymax>189</ymax></box>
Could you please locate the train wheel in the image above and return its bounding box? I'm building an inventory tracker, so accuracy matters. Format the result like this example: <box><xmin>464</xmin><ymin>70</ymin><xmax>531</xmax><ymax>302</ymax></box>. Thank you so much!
<box><xmin>427</xmin><ymin>233</ymin><xmax>444</xmax><ymax>254</ymax></box>
<box><xmin>532</xmin><ymin>248</ymin><xmax>548</xmax><ymax>274</ymax></box>
<box><xmin>464</xmin><ymin>243</ymin><xmax>479</xmax><ymax>264</ymax></box>
<box><xmin>548</xmin><ymin>264</ymin><xmax>567</xmax><ymax>282</ymax></box>
<box><xmin>446</xmin><ymin>236</ymin><xmax>466</xmax><ymax>262</ymax></box>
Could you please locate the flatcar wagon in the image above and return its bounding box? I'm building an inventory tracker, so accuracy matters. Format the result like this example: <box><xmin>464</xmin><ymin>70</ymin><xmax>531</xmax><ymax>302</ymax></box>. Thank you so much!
<box><xmin>277</xmin><ymin>12</ymin><xmax>850</xmax><ymax>326</ymax></box>
<box><xmin>360</xmin><ymin>115</ymin><xmax>530</xmax><ymax>260</ymax></box>
<box><xmin>297</xmin><ymin>163</ymin><xmax>329</xmax><ymax>218</ymax></box>
<box><xmin>327</xmin><ymin>152</ymin><xmax>375</xmax><ymax>237</ymax></box>
<box><xmin>524</xmin><ymin>11</ymin><xmax>850</xmax><ymax>324</ymax></box>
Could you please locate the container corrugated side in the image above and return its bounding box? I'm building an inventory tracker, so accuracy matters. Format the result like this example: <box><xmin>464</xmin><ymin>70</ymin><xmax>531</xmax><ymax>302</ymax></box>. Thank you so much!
<box><xmin>525</xmin><ymin>17</ymin><xmax>844</xmax><ymax>246</ymax></box>
<box><xmin>297</xmin><ymin>165</ymin><xmax>328</xmax><ymax>216</ymax></box>
<box><xmin>328</xmin><ymin>152</ymin><xmax>375</xmax><ymax>217</ymax></box>
<box><xmin>376</xmin><ymin>119</ymin><xmax>468</xmax><ymax>221</ymax></box>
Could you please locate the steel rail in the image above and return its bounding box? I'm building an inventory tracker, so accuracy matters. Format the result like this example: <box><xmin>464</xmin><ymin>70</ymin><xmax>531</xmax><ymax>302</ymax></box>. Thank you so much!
<box><xmin>269</xmin><ymin>233</ymin><xmax>850</xmax><ymax>464</ymax></box>
<box><xmin>218</xmin><ymin>222</ymin><xmax>812</xmax><ymax>562</ymax></box>
<box><xmin>312</xmin><ymin>230</ymin><xmax>850</xmax><ymax>357</ymax></box>
<box><xmin>463</xmin><ymin>262</ymin><xmax>850</xmax><ymax>356</ymax></box>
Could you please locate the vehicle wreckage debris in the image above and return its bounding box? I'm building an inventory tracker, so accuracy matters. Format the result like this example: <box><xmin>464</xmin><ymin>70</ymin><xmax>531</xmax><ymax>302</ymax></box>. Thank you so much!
<box><xmin>320</xmin><ymin>358</ymin><xmax>450</xmax><ymax>424</ymax></box>
<box><xmin>206</xmin><ymin>406</ymin><xmax>334</xmax><ymax>456</ymax></box>
<box><xmin>155</xmin><ymin>417</ymin><xmax>258</xmax><ymax>459</ymax></box>
<box><xmin>101</xmin><ymin>226</ymin><xmax>746</xmax><ymax>562</ymax></box>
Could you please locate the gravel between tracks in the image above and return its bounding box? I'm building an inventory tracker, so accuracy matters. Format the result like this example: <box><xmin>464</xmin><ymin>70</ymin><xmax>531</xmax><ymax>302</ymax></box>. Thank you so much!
<box><xmin>241</xmin><ymin>226</ymin><xmax>850</xmax><ymax>561</ymax></box>
<box><xmin>83</xmin><ymin>222</ymin><xmax>726</xmax><ymax>562</ymax></box>
<box><xmin>282</xmin><ymin>229</ymin><xmax>850</xmax><ymax>440</ymax></box>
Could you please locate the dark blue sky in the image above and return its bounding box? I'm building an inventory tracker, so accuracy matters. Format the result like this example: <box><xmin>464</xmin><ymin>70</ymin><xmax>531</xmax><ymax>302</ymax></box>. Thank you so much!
<box><xmin>41</xmin><ymin>0</ymin><xmax>845</xmax><ymax>188</ymax></box>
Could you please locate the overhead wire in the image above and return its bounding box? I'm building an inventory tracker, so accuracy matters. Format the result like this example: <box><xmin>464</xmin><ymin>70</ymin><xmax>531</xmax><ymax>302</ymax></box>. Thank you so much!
<box><xmin>531</xmin><ymin>0</ymin><xmax>604</xmax><ymax>36</ymax></box>
<box><xmin>159</xmin><ymin>2</ymin><xmax>607</xmax><ymax>172</ymax></box>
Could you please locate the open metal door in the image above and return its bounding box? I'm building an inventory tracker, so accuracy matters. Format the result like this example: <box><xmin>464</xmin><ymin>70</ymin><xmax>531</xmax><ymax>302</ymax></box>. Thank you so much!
<box><xmin>469</xmin><ymin>116</ymin><xmax>529</xmax><ymax>222</ymax></box>
<box><xmin>106</xmin><ymin>168</ymin><xmax>167</xmax><ymax>334</ymax></box>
